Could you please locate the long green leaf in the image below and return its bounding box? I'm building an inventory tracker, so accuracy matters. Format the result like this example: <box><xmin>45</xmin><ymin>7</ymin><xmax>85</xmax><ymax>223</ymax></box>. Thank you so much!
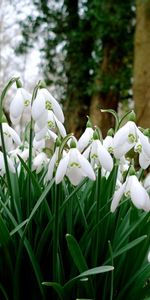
<box><xmin>42</xmin><ymin>282</ymin><xmax>65</xmax><ymax>300</ymax></box>
<box><xmin>66</xmin><ymin>234</ymin><xmax>88</xmax><ymax>273</ymax></box>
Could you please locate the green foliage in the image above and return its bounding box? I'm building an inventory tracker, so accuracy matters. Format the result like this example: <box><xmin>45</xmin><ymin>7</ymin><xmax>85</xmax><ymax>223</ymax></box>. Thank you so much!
<box><xmin>0</xmin><ymin>157</ymin><xmax>150</xmax><ymax>299</ymax></box>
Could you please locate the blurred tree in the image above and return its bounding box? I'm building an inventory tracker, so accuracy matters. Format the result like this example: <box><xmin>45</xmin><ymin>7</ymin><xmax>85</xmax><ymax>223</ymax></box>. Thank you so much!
<box><xmin>133</xmin><ymin>0</ymin><xmax>150</xmax><ymax>128</ymax></box>
<box><xmin>16</xmin><ymin>0</ymin><xmax>135</xmax><ymax>136</ymax></box>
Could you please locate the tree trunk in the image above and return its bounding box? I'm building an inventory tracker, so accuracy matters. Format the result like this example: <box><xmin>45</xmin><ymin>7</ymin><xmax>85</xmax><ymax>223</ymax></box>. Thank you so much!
<box><xmin>133</xmin><ymin>0</ymin><xmax>150</xmax><ymax>128</ymax></box>
<box><xmin>90</xmin><ymin>45</ymin><xmax>120</xmax><ymax>137</ymax></box>
<box><xmin>64</xmin><ymin>0</ymin><xmax>93</xmax><ymax>138</ymax></box>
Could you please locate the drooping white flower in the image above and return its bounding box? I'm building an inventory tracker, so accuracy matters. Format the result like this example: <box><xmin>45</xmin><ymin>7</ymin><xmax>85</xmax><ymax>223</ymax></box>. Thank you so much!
<box><xmin>78</xmin><ymin>127</ymin><xmax>94</xmax><ymax>152</ymax></box>
<box><xmin>0</xmin><ymin>151</ymin><xmax>15</xmax><ymax>175</ymax></box>
<box><xmin>32</xmin><ymin>88</ymin><xmax>64</xmax><ymax>125</ymax></box>
<box><xmin>103</xmin><ymin>136</ymin><xmax>114</xmax><ymax>154</ymax></box>
<box><xmin>32</xmin><ymin>152</ymin><xmax>48</xmax><ymax>174</ymax></box>
<box><xmin>0</xmin><ymin>123</ymin><xmax>21</xmax><ymax>151</ymax></box>
<box><xmin>45</xmin><ymin>147</ymin><xmax>59</xmax><ymax>182</ymax></box>
<box><xmin>34</xmin><ymin>110</ymin><xmax>66</xmax><ymax>140</ymax></box>
<box><xmin>55</xmin><ymin>145</ymin><xmax>96</xmax><ymax>186</ymax></box>
<box><xmin>113</xmin><ymin>121</ymin><xmax>138</xmax><ymax>159</ymax></box>
<box><xmin>83</xmin><ymin>139</ymin><xmax>113</xmax><ymax>172</ymax></box>
<box><xmin>10</xmin><ymin>88</ymin><xmax>32</xmax><ymax>125</ymax></box>
<box><xmin>144</xmin><ymin>173</ymin><xmax>150</xmax><ymax>192</ymax></box>
<box><xmin>111</xmin><ymin>175</ymin><xmax>150</xmax><ymax>212</ymax></box>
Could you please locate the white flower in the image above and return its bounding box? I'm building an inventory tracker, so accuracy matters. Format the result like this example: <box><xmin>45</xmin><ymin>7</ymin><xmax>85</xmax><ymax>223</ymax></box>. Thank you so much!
<box><xmin>32</xmin><ymin>88</ymin><xmax>64</xmax><ymax>124</ymax></box>
<box><xmin>45</xmin><ymin>147</ymin><xmax>59</xmax><ymax>182</ymax></box>
<box><xmin>111</xmin><ymin>175</ymin><xmax>150</xmax><ymax>212</ymax></box>
<box><xmin>103</xmin><ymin>136</ymin><xmax>114</xmax><ymax>154</ymax></box>
<box><xmin>144</xmin><ymin>173</ymin><xmax>150</xmax><ymax>192</ymax></box>
<box><xmin>55</xmin><ymin>147</ymin><xmax>96</xmax><ymax>186</ymax></box>
<box><xmin>78</xmin><ymin>127</ymin><xmax>94</xmax><ymax>152</ymax></box>
<box><xmin>10</xmin><ymin>88</ymin><xmax>32</xmax><ymax>125</ymax></box>
<box><xmin>32</xmin><ymin>152</ymin><xmax>48</xmax><ymax>174</ymax></box>
<box><xmin>113</xmin><ymin>121</ymin><xmax>137</xmax><ymax>158</ymax></box>
<box><xmin>0</xmin><ymin>151</ymin><xmax>15</xmax><ymax>175</ymax></box>
<box><xmin>135</xmin><ymin>130</ymin><xmax>150</xmax><ymax>169</ymax></box>
<box><xmin>83</xmin><ymin>139</ymin><xmax>113</xmax><ymax>172</ymax></box>
<box><xmin>34</xmin><ymin>110</ymin><xmax>66</xmax><ymax>140</ymax></box>
<box><xmin>0</xmin><ymin>123</ymin><xmax>21</xmax><ymax>151</ymax></box>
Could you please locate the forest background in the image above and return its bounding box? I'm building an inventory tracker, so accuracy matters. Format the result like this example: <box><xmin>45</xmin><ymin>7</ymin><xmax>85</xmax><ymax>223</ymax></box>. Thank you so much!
<box><xmin>0</xmin><ymin>0</ymin><xmax>150</xmax><ymax>137</ymax></box>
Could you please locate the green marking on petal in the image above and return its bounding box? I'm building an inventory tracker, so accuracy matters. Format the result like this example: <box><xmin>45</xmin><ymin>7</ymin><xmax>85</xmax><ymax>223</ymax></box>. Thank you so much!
<box><xmin>70</xmin><ymin>162</ymin><xmax>81</xmax><ymax>168</ymax></box>
<box><xmin>48</xmin><ymin>121</ymin><xmax>55</xmax><ymax>128</ymax></box>
<box><xmin>24</xmin><ymin>100</ymin><xmax>30</xmax><ymax>107</ymax></box>
<box><xmin>128</xmin><ymin>133</ymin><xmax>137</xmax><ymax>144</ymax></box>
<box><xmin>45</xmin><ymin>100</ymin><xmax>52</xmax><ymax>110</ymax></box>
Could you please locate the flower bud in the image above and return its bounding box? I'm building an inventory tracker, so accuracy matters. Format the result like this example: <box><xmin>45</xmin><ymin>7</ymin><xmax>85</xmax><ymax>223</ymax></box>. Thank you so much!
<box><xmin>107</xmin><ymin>128</ymin><xmax>114</xmax><ymax>137</ymax></box>
<box><xmin>86</xmin><ymin>116</ymin><xmax>92</xmax><ymax>128</ymax></box>
<box><xmin>16</xmin><ymin>79</ymin><xmax>22</xmax><ymax>88</ymax></box>
<box><xmin>38</xmin><ymin>80</ymin><xmax>47</xmax><ymax>89</ymax></box>
<box><xmin>129</xmin><ymin>166</ymin><xmax>136</xmax><ymax>176</ymax></box>
<box><xmin>93</xmin><ymin>130</ymin><xmax>99</xmax><ymax>140</ymax></box>
<box><xmin>143</xmin><ymin>128</ymin><xmax>150</xmax><ymax>138</ymax></box>
<box><xmin>128</xmin><ymin>110</ymin><xmax>136</xmax><ymax>122</ymax></box>
<box><xmin>70</xmin><ymin>139</ymin><xmax>76</xmax><ymax>148</ymax></box>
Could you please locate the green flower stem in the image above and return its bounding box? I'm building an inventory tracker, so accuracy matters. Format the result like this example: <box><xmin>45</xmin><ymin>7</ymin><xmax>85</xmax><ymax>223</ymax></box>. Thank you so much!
<box><xmin>53</xmin><ymin>184</ymin><xmax>60</xmax><ymax>282</ymax></box>
<box><xmin>93</xmin><ymin>169</ymin><xmax>101</xmax><ymax>267</ymax></box>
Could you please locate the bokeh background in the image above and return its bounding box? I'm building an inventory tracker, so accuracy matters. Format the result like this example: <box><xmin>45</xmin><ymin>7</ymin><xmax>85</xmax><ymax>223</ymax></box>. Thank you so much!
<box><xmin>1</xmin><ymin>0</ymin><xmax>150</xmax><ymax>136</ymax></box>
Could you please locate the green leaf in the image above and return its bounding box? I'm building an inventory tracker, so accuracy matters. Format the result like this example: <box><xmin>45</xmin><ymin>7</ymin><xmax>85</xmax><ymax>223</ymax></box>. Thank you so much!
<box><xmin>66</xmin><ymin>234</ymin><xmax>88</xmax><ymax>273</ymax></box>
<box><xmin>78</xmin><ymin>266</ymin><xmax>114</xmax><ymax>278</ymax></box>
<box><xmin>42</xmin><ymin>282</ymin><xmax>65</xmax><ymax>300</ymax></box>
<box><xmin>0</xmin><ymin>214</ymin><xmax>10</xmax><ymax>246</ymax></box>
<box><xmin>113</xmin><ymin>235</ymin><xmax>147</xmax><ymax>258</ymax></box>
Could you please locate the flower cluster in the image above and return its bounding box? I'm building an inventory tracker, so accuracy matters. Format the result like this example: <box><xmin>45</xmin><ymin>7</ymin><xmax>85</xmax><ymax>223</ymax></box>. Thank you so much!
<box><xmin>1</xmin><ymin>80</ymin><xmax>150</xmax><ymax>215</ymax></box>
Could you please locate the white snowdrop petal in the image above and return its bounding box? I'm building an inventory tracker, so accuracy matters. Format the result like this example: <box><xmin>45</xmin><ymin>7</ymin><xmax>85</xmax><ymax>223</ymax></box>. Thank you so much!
<box><xmin>114</xmin><ymin>141</ymin><xmax>133</xmax><ymax>159</ymax></box>
<box><xmin>41</xmin><ymin>89</ymin><xmax>64</xmax><ymax>123</ymax></box>
<box><xmin>35</xmin><ymin>127</ymin><xmax>47</xmax><ymax>141</ymax></box>
<box><xmin>130</xmin><ymin>176</ymin><xmax>147</xmax><ymax>210</ymax></box>
<box><xmin>139</xmin><ymin>152</ymin><xmax>150</xmax><ymax>169</ymax></box>
<box><xmin>78</xmin><ymin>127</ymin><xmax>94</xmax><ymax>152</ymax></box>
<box><xmin>10</xmin><ymin>89</ymin><xmax>24</xmax><ymax>119</ymax></box>
<box><xmin>137</xmin><ymin>128</ymin><xmax>150</xmax><ymax>158</ymax></box>
<box><xmin>7</xmin><ymin>126</ymin><xmax>21</xmax><ymax>146</ymax></box>
<box><xmin>83</xmin><ymin>146</ymin><xmax>91</xmax><ymax>159</ymax></box>
<box><xmin>66</xmin><ymin>167</ymin><xmax>84</xmax><ymax>186</ymax></box>
<box><xmin>32</xmin><ymin>96</ymin><xmax>46</xmax><ymax>121</ymax></box>
<box><xmin>46</xmin><ymin>150</ymin><xmax>58</xmax><ymax>181</ymax></box>
<box><xmin>96</xmin><ymin>141</ymin><xmax>113</xmax><ymax>172</ymax></box>
<box><xmin>36</xmin><ymin>111</ymin><xmax>48</xmax><ymax>129</ymax></box>
<box><xmin>77</xmin><ymin>151</ymin><xmax>96</xmax><ymax>181</ymax></box>
<box><xmin>111</xmin><ymin>182</ymin><xmax>126</xmax><ymax>212</ymax></box>
<box><xmin>54</xmin><ymin>116</ymin><xmax>66</xmax><ymax>137</ymax></box>
<box><xmin>55</xmin><ymin>154</ymin><xmax>69</xmax><ymax>184</ymax></box>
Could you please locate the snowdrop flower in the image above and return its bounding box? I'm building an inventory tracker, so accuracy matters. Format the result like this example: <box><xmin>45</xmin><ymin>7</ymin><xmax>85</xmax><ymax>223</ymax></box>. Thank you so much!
<box><xmin>111</xmin><ymin>175</ymin><xmax>150</xmax><ymax>212</ymax></box>
<box><xmin>113</xmin><ymin>121</ymin><xmax>138</xmax><ymax>159</ymax></box>
<box><xmin>0</xmin><ymin>123</ymin><xmax>21</xmax><ymax>151</ymax></box>
<box><xmin>55</xmin><ymin>140</ymin><xmax>96</xmax><ymax>186</ymax></box>
<box><xmin>32</xmin><ymin>88</ymin><xmax>64</xmax><ymax>126</ymax></box>
<box><xmin>34</xmin><ymin>110</ymin><xmax>66</xmax><ymax>140</ymax></box>
<box><xmin>83</xmin><ymin>134</ymin><xmax>113</xmax><ymax>172</ymax></box>
<box><xmin>0</xmin><ymin>151</ymin><xmax>15</xmax><ymax>175</ymax></box>
<box><xmin>78</xmin><ymin>126</ymin><xmax>94</xmax><ymax>152</ymax></box>
<box><xmin>32</xmin><ymin>152</ymin><xmax>48</xmax><ymax>174</ymax></box>
<box><xmin>144</xmin><ymin>173</ymin><xmax>150</xmax><ymax>192</ymax></box>
<box><xmin>135</xmin><ymin>130</ymin><xmax>150</xmax><ymax>169</ymax></box>
<box><xmin>45</xmin><ymin>147</ymin><xmax>59</xmax><ymax>182</ymax></box>
<box><xmin>103</xmin><ymin>136</ymin><xmax>114</xmax><ymax>154</ymax></box>
<box><xmin>10</xmin><ymin>88</ymin><xmax>32</xmax><ymax>125</ymax></box>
